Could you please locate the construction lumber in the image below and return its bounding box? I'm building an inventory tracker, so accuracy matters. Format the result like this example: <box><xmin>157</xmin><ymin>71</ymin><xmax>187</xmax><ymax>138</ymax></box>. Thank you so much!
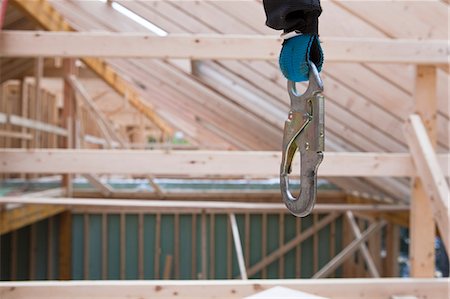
<box><xmin>246</xmin><ymin>213</ymin><xmax>340</xmax><ymax>277</ymax></box>
<box><xmin>8</xmin><ymin>0</ymin><xmax>172</xmax><ymax>135</ymax></box>
<box><xmin>0</xmin><ymin>197</ymin><xmax>409</xmax><ymax>214</ymax></box>
<box><xmin>345</xmin><ymin>211</ymin><xmax>380</xmax><ymax>278</ymax></box>
<box><xmin>0</xmin><ymin>149</ymin><xmax>449</xmax><ymax>177</ymax></box>
<box><xmin>1</xmin><ymin>31</ymin><xmax>449</xmax><ymax>64</ymax></box>
<box><xmin>0</xmin><ymin>278</ymin><xmax>448</xmax><ymax>299</ymax></box>
<box><xmin>0</xmin><ymin>204</ymin><xmax>65</xmax><ymax>235</ymax></box>
<box><xmin>405</xmin><ymin>114</ymin><xmax>450</xmax><ymax>252</ymax></box>
<box><xmin>312</xmin><ymin>221</ymin><xmax>386</xmax><ymax>278</ymax></box>
<box><xmin>229</xmin><ymin>213</ymin><xmax>247</xmax><ymax>280</ymax></box>
<box><xmin>408</xmin><ymin>66</ymin><xmax>438</xmax><ymax>277</ymax></box>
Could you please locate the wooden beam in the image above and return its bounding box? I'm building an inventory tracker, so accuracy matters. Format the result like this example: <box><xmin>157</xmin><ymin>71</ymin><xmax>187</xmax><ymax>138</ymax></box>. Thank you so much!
<box><xmin>345</xmin><ymin>211</ymin><xmax>380</xmax><ymax>278</ymax></box>
<box><xmin>246</xmin><ymin>213</ymin><xmax>340</xmax><ymax>277</ymax></box>
<box><xmin>0</xmin><ymin>278</ymin><xmax>447</xmax><ymax>299</ymax></box>
<box><xmin>408</xmin><ymin>65</ymin><xmax>438</xmax><ymax>278</ymax></box>
<box><xmin>67</xmin><ymin>75</ymin><xmax>125</xmax><ymax>148</ymax></box>
<box><xmin>405</xmin><ymin>114</ymin><xmax>450</xmax><ymax>252</ymax></box>
<box><xmin>0</xmin><ymin>204</ymin><xmax>65</xmax><ymax>235</ymax></box>
<box><xmin>0</xmin><ymin>149</ymin><xmax>449</xmax><ymax>177</ymax></box>
<box><xmin>229</xmin><ymin>213</ymin><xmax>247</xmax><ymax>280</ymax></box>
<box><xmin>0</xmin><ymin>197</ymin><xmax>409</xmax><ymax>214</ymax></box>
<box><xmin>8</xmin><ymin>1</ymin><xmax>173</xmax><ymax>135</ymax></box>
<box><xmin>0</xmin><ymin>129</ymin><xmax>32</xmax><ymax>139</ymax></box>
<box><xmin>312</xmin><ymin>221</ymin><xmax>386</xmax><ymax>278</ymax></box>
<box><xmin>1</xmin><ymin>31</ymin><xmax>449</xmax><ymax>64</ymax></box>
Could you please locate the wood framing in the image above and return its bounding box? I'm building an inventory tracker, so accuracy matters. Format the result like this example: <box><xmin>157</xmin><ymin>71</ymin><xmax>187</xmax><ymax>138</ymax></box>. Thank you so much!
<box><xmin>408</xmin><ymin>65</ymin><xmax>438</xmax><ymax>277</ymax></box>
<box><xmin>0</xmin><ymin>197</ymin><xmax>409</xmax><ymax>214</ymax></box>
<box><xmin>405</xmin><ymin>114</ymin><xmax>450</xmax><ymax>252</ymax></box>
<box><xmin>0</xmin><ymin>204</ymin><xmax>65</xmax><ymax>235</ymax></box>
<box><xmin>1</xmin><ymin>149</ymin><xmax>449</xmax><ymax>177</ymax></box>
<box><xmin>9</xmin><ymin>0</ymin><xmax>173</xmax><ymax>135</ymax></box>
<box><xmin>0</xmin><ymin>31</ymin><xmax>449</xmax><ymax>64</ymax></box>
<box><xmin>0</xmin><ymin>278</ymin><xmax>448</xmax><ymax>299</ymax></box>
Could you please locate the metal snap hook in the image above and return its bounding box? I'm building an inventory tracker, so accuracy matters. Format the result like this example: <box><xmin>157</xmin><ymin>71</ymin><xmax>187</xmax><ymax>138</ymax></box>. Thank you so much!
<box><xmin>280</xmin><ymin>62</ymin><xmax>325</xmax><ymax>217</ymax></box>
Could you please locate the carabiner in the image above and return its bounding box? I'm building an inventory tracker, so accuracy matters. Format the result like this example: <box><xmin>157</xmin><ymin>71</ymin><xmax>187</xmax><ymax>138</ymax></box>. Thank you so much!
<box><xmin>280</xmin><ymin>62</ymin><xmax>325</xmax><ymax>217</ymax></box>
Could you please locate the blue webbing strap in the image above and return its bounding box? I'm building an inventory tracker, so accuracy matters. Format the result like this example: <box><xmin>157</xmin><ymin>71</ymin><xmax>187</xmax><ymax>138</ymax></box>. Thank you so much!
<box><xmin>279</xmin><ymin>34</ymin><xmax>323</xmax><ymax>82</ymax></box>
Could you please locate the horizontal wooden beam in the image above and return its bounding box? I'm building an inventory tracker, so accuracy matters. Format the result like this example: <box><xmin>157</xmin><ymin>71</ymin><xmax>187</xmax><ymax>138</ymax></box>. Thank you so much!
<box><xmin>0</xmin><ymin>278</ymin><xmax>447</xmax><ymax>299</ymax></box>
<box><xmin>0</xmin><ymin>149</ymin><xmax>449</xmax><ymax>177</ymax></box>
<box><xmin>1</xmin><ymin>31</ymin><xmax>448</xmax><ymax>64</ymax></box>
<box><xmin>0</xmin><ymin>197</ymin><xmax>409</xmax><ymax>214</ymax></box>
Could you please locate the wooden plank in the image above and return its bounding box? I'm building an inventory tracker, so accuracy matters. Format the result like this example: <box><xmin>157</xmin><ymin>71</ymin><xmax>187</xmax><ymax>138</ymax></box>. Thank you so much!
<box><xmin>120</xmin><ymin>213</ymin><xmax>125</xmax><ymax>280</ymax></box>
<box><xmin>58</xmin><ymin>211</ymin><xmax>72</xmax><ymax>280</ymax></box>
<box><xmin>405</xmin><ymin>114</ymin><xmax>450</xmax><ymax>252</ymax></box>
<box><xmin>383</xmin><ymin>224</ymin><xmax>400</xmax><ymax>277</ymax></box>
<box><xmin>0</xmin><ymin>204</ymin><xmax>65</xmax><ymax>235</ymax></box>
<box><xmin>409</xmin><ymin>65</ymin><xmax>438</xmax><ymax>278</ymax></box>
<box><xmin>163</xmin><ymin>255</ymin><xmax>173</xmax><ymax>280</ymax></box>
<box><xmin>313</xmin><ymin>221</ymin><xmax>386</xmax><ymax>278</ymax></box>
<box><xmin>229</xmin><ymin>213</ymin><xmax>247</xmax><ymax>280</ymax></box>
<box><xmin>1</xmin><ymin>31</ymin><xmax>449</xmax><ymax>64</ymax></box>
<box><xmin>246</xmin><ymin>213</ymin><xmax>340</xmax><ymax>277</ymax></box>
<box><xmin>138</xmin><ymin>213</ymin><xmax>144</xmax><ymax>280</ymax></box>
<box><xmin>9</xmin><ymin>0</ymin><xmax>173</xmax><ymax>135</ymax></box>
<box><xmin>1</xmin><ymin>149</ymin><xmax>449</xmax><ymax>177</ymax></box>
<box><xmin>154</xmin><ymin>213</ymin><xmax>161</xmax><ymax>279</ymax></box>
<box><xmin>0</xmin><ymin>278</ymin><xmax>446</xmax><ymax>299</ymax></box>
<box><xmin>345</xmin><ymin>212</ymin><xmax>380</xmax><ymax>278</ymax></box>
<box><xmin>0</xmin><ymin>197</ymin><xmax>409</xmax><ymax>214</ymax></box>
<box><xmin>0</xmin><ymin>129</ymin><xmax>32</xmax><ymax>139</ymax></box>
<box><xmin>201</xmin><ymin>211</ymin><xmax>207</xmax><ymax>279</ymax></box>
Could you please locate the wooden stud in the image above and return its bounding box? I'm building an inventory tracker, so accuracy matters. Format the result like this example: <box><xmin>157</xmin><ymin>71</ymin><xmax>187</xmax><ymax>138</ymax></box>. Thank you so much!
<box><xmin>154</xmin><ymin>213</ymin><xmax>161</xmax><ymax>279</ymax></box>
<box><xmin>102</xmin><ymin>213</ymin><xmax>108</xmax><ymax>280</ymax></box>
<box><xmin>174</xmin><ymin>214</ymin><xmax>180</xmax><ymax>280</ymax></box>
<box><xmin>278</xmin><ymin>213</ymin><xmax>285</xmax><ymax>278</ymax></box>
<box><xmin>83</xmin><ymin>214</ymin><xmax>89</xmax><ymax>280</ymax></box>
<box><xmin>48</xmin><ymin>217</ymin><xmax>54</xmax><ymax>280</ymax></box>
<box><xmin>261</xmin><ymin>213</ymin><xmax>267</xmax><ymax>279</ymax></box>
<box><xmin>201</xmin><ymin>211</ymin><xmax>207</xmax><ymax>279</ymax></box>
<box><xmin>295</xmin><ymin>217</ymin><xmax>301</xmax><ymax>278</ymax></box>
<box><xmin>345</xmin><ymin>212</ymin><xmax>380</xmax><ymax>278</ymax></box>
<box><xmin>120</xmin><ymin>213</ymin><xmax>125</xmax><ymax>280</ymax></box>
<box><xmin>58</xmin><ymin>211</ymin><xmax>72</xmax><ymax>280</ymax></box>
<box><xmin>246</xmin><ymin>213</ymin><xmax>340</xmax><ymax>277</ymax></box>
<box><xmin>229</xmin><ymin>214</ymin><xmax>247</xmax><ymax>280</ymax></box>
<box><xmin>191</xmin><ymin>214</ymin><xmax>197</xmax><ymax>279</ymax></box>
<box><xmin>138</xmin><ymin>213</ymin><xmax>144</xmax><ymax>280</ymax></box>
<box><xmin>409</xmin><ymin>65</ymin><xmax>437</xmax><ymax>278</ymax></box>
<box><xmin>313</xmin><ymin>221</ymin><xmax>386</xmax><ymax>279</ymax></box>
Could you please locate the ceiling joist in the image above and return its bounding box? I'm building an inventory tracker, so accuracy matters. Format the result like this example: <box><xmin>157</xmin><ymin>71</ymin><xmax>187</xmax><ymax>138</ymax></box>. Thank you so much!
<box><xmin>1</xmin><ymin>30</ymin><xmax>449</xmax><ymax>65</ymax></box>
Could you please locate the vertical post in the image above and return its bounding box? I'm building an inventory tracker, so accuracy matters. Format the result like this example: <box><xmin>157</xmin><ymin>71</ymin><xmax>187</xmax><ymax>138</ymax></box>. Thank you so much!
<box><xmin>34</xmin><ymin>57</ymin><xmax>43</xmax><ymax>150</ymax></box>
<box><xmin>62</xmin><ymin>58</ymin><xmax>77</xmax><ymax>196</ymax></box>
<box><xmin>384</xmin><ymin>223</ymin><xmax>400</xmax><ymax>277</ymax></box>
<box><xmin>58</xmin><ymin>211</ymin><xmax>72</xmax><ymax>279</ymax></box>
<box><xmin>59</xmin><ymin>59</ymin><xmax>77</xmax><ymax>280</ymax></box>
<box><xmin>409</xmin><ymin>65</ymin><xmax>437</xmax><ymax>278</ymax></box>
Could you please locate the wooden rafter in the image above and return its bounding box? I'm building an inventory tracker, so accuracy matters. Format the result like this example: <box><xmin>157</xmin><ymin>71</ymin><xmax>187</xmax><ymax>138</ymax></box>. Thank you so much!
<box><xmin>1</xmin><ymin>31</ymin><xmax>449</xmax><ymax>64</ymax></box>
<box><xmin>9</xmin><ymin>0</ymin><xmax>173</xmax><ymax>135</ymax></box>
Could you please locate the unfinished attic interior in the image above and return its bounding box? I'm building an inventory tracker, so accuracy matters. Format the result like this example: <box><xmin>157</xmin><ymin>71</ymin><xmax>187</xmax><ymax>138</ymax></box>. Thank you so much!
<box><xmin>0</xmin><ymin>0</ymin><xmax>449</xmax><ymax>298</ymax></box>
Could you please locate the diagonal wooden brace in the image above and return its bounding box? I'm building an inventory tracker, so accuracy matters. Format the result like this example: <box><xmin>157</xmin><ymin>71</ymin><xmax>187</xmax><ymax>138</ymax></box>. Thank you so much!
<box><xmin>404</xmin><ymin>114</ymin><xmax>450</xmax><ymax>252</ymax></box>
